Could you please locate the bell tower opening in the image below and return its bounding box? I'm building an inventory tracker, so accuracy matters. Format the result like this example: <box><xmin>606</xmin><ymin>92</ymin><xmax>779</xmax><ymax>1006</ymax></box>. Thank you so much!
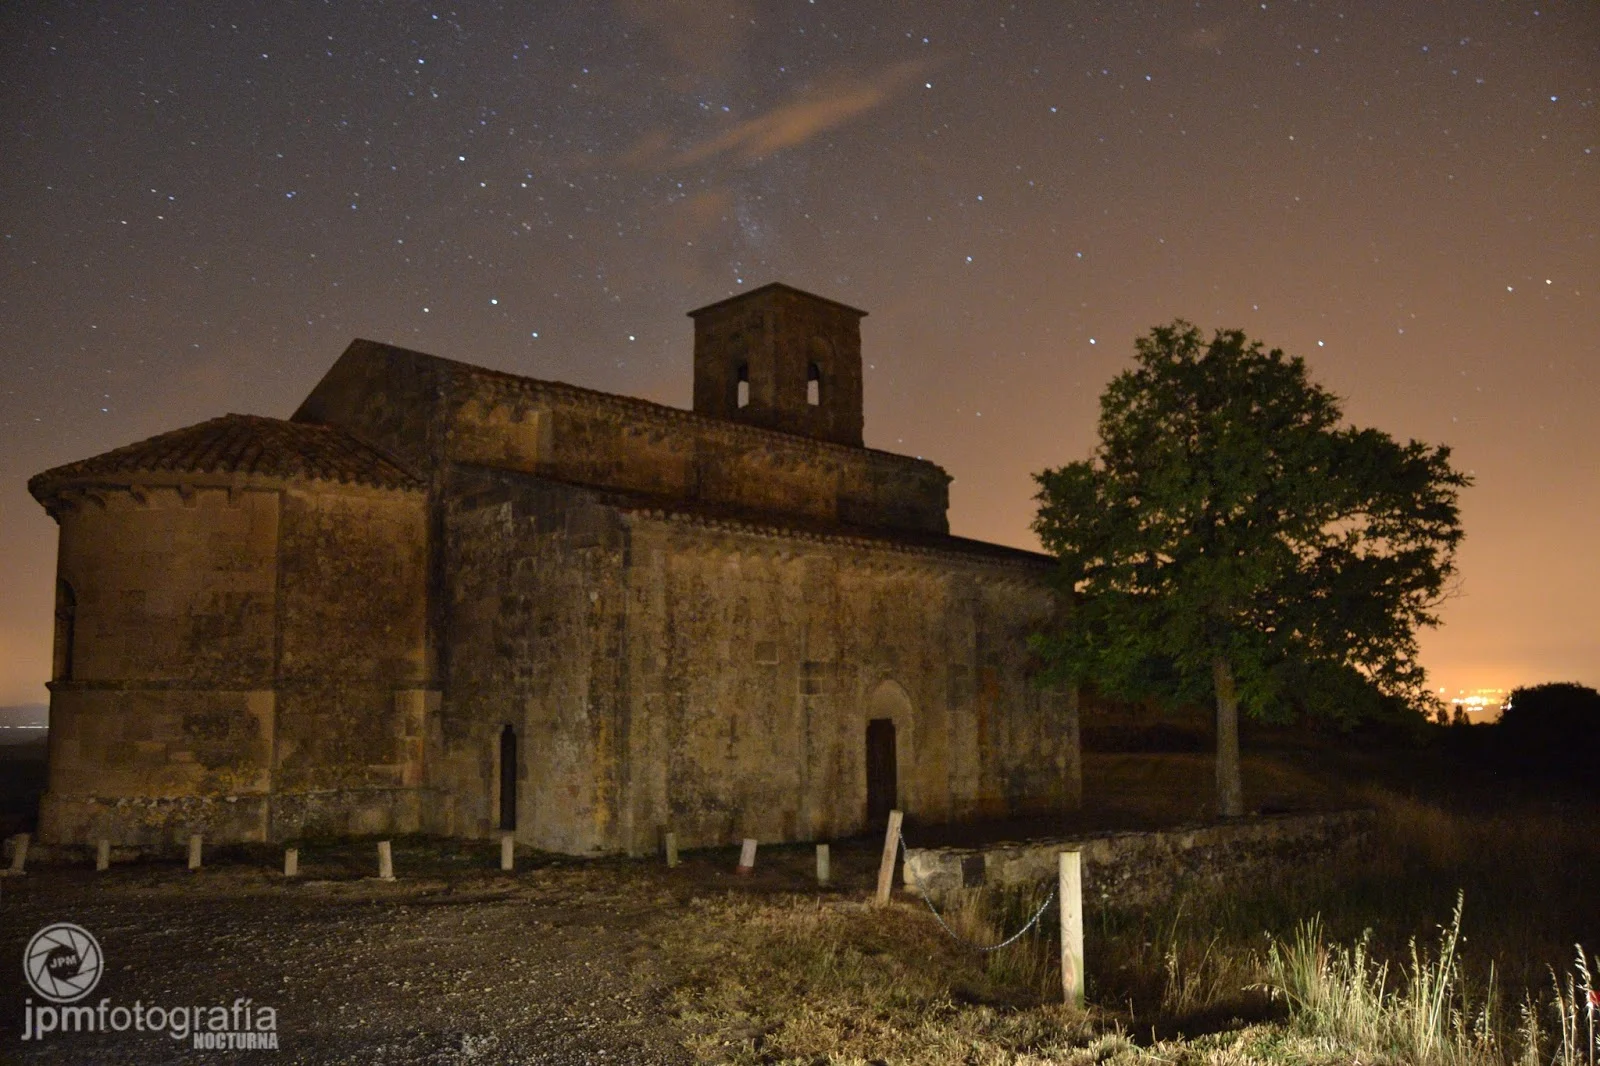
<box><xmin>689</xmin><ymin>282</ymin><xmax>865</xmax><ymax>447</ymax></box>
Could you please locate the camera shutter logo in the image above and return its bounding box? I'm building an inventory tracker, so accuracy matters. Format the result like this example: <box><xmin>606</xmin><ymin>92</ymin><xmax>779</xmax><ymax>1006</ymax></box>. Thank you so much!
<box><xmin>24</xmin><ymin>923</ymin><xmax>104</xmax><ymax>1003</ymax></box>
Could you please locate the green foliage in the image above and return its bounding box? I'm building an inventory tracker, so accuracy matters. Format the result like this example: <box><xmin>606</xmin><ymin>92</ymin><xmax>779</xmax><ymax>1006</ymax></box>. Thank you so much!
<box><xmin>1032</xmin><ymin>321</ymin><xmax>1469</xmax><ymax>726</ymax></box>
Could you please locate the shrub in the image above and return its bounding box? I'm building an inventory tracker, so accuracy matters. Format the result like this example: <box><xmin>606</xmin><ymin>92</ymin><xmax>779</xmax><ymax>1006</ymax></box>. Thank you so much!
<box><xmin>1495</xmin><ymin>683</ymin><xmax>1600</xmax><ymax>783</ymax></box>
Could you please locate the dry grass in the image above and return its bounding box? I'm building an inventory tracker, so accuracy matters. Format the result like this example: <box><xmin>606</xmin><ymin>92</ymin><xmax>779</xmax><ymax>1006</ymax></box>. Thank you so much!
<box><xmin>660</xmin><ymin>887</ymin><xmax>1599</xmax><ymax>1065</ymax></box>
<box><xmin>663</xmin><ymin>893</ymin><xmax>1093</xmax><ymax>1064</ymax></box>
<box><xmin>1262</xmin><ymin>895</ymin><xmax>1508</xmax><ymax>1064</ymax></box>
<box><xmin>660</xmin><ymin>756</ymin><xmax>1600</xmax><ymax>1065</ymax></box>
<box><xmin>661</xmin><ymin>891</ymin><xmax>1290</xmax><ymax>1065</ymax></box>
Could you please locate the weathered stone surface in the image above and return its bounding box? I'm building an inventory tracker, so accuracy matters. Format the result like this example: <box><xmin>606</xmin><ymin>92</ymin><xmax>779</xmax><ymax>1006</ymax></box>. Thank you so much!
<box><xmin>30</xmin><ymin>467</ymin><xmax>429</xmax><ymax>847</ymax></box>
<box><xmin>430</xmin><ymin>466</ymin><xmax>1070</xmax><ymax>853</ymax></box>
<box><xmin>28</xmin><ymin>284</ymin><xmax>1071</xmax><ymax>855</ymax></box>
<box><xmin>901</xmin><ymin>809</ymin><xmax>1376</xmax><ymax>907</ymax></box>
<box><xmin>293</xmin><ymin>338</ymin><xmax>950</xmax><ymax>536</ymax></box>
<box><xmin>690</xmin><ymin>282</ymin><xmax>866</xmax><ymax>447</ymax></box>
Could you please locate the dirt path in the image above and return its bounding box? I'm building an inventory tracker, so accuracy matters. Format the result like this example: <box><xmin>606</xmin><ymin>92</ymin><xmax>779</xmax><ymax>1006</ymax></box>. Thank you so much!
<box><xmin>0</xmin><ymin>839</ymin><xmax>891</xmax><ymax>1064</ymax></box>
<box><xmin>3</xmin><ymin>873</ymin><xmax>689</xmax><ymax>1064</ymax></box>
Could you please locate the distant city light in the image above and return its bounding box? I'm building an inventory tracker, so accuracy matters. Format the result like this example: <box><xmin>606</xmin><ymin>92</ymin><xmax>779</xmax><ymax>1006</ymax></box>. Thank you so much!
<box><xmin>1447</xmin><ymin>687</ymin><xmax>1509</xmax><ymax>721</ymax></box>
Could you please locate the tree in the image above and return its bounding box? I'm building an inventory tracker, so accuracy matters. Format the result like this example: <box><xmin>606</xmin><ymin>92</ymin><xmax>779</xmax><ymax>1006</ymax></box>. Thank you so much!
<box><xmin>1494</xmin><ymin>683</ymin><xmax>1600</xmax><ymax>781</ymax></box>
<box><xmin>1032</xmin><ymin>322</ymin><xmax>1469</xmax><ymax>817</ymax></box>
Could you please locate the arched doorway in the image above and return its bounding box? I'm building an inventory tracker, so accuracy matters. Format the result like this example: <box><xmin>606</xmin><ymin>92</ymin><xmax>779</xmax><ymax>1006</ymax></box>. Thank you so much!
<box><xmin>865</xmin><ymin>680</ymin><xmax>912</xmax><ymax>826</ymax></box>
<box><xmin>498</xmin><ymin>724</ymin><xmax>517</xmax><ymax>832</ymax></box>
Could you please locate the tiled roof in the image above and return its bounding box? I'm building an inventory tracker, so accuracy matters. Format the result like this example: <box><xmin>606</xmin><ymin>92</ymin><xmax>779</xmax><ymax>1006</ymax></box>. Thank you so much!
<box><xmin>28</xmin><ymin>414</ymin><xmax>423</xmax><ymax>496</ymax></box>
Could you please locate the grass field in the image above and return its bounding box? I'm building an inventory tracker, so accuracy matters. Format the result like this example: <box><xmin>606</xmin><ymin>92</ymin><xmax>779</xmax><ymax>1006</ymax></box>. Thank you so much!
<box><xmin>662</xmin><ymin>747</ymin><xmax>1600</xmax><ymax>1065</ymax></box>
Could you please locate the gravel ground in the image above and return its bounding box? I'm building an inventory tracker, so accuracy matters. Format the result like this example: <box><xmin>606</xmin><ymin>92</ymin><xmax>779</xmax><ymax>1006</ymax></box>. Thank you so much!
<box><xmin>0</xmin><ymin>838</ymin><xmax>889</xmax><ymax>1065</ymax></box>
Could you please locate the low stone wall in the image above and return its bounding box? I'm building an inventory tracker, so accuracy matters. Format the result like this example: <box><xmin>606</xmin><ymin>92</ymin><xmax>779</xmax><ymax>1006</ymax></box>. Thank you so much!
<box><xmin>902</xmin><ymin>809</ymin><xmax>1374</xmax><ymax>907</ymax></box>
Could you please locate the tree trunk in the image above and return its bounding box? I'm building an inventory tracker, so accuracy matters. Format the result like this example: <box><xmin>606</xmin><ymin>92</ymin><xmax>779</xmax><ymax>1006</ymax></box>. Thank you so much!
<box><xmin>1212</xmin><ymin>656</ymin><xmax>1244</xmax><ymax>818</ymax></box>
<box><xmin>1061</xmin><ymin>685</ymin><xmax>1083</xmax><ymax>813</ymax></box>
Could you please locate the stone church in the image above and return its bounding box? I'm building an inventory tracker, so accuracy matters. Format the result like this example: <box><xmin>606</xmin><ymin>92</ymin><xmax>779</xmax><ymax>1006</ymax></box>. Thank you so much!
<box><xmin>29</xmin><ymin>283</ymin><xmax>1079</xmax><ymax>855</ymax></box>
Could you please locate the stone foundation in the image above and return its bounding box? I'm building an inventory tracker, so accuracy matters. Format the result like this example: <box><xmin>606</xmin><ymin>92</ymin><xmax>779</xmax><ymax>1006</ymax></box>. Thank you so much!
<box><xmin>40</xmin><ymin>792</ymin><xmax>272</xmax><ymax>850</ymax></box>
<box><xmin>36</xmin><ymin>786</ymin><xmax>448</xmax><ymax>852</ymax></box>
<box><xmin>266</xmin><ymin>787</ymin><xmax>448</xmax><ymax>841</ymax></box>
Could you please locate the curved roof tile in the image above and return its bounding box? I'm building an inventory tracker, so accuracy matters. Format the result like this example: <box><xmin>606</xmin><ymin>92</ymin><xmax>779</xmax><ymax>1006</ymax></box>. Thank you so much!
<box><xmin>28</xmin><ymin>414</ymin><xmax>423</xmax><ymax>498</ymax></box>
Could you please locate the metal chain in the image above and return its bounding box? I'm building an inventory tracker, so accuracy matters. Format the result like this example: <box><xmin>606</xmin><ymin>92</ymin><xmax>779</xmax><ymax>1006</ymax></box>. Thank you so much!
<box><xmin>896</xmin><ymin>829</ymin><xmax>1056</xmax><ymax>953</ymax></box>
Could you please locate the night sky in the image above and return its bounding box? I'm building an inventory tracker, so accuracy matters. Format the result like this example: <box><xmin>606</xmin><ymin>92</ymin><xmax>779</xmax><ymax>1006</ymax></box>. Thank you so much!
<box><xmin>1</xmin><ymin>1</ymin><xmax>1594</xmax><ymax>709</ymax></box>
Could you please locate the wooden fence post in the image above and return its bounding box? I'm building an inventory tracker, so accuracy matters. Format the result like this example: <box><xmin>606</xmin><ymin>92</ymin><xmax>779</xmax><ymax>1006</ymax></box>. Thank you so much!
<box><xmin>377</xmin><ymin>840</ymin><xmax>395</xmax><ymax>881</ymax></box>
<box><xmin>874</xmin><ymin>809</ymin><xmax>903</xmax><ymax>905</ymax></box>
<box><xmin>1059</xmin><ymin>850</ymin><xmax>1084</xmax><ymax>1008</ymax></box>
<box><xmin>187</xmin><ymin>834</ymin><xmax>203</xmax><ymax>872</ymax></box>
<box><xmin>816</xmin><ymin>843</ymin><xmax>830</xmax><ymax>886</ymax></box>
<box><xmin>736</xmin><ymin>838</ymin><xmax>757</xmax><ymax>875</ymax></box>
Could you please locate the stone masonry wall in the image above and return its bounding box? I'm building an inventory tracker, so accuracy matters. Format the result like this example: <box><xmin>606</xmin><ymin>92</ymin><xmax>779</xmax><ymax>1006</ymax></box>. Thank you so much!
<box><xmin>449</xmin><ymin>372</ymin><xmax>949</xmax><ymax>535</ymax></box>
<box><xmin>616</xmin><ymin>517</ymin><xmax>1073</xmax><ymax>854</ymax></box>
<box><xmin>41</xmin><ymin>486</ymin><xmax>281</xmax><ymax>846</ymax></box>
<box><xmin>902</xmin><ymin>809</ymin><xmax>1376</xmax><ymax>907</ymax></box>
<box><xmin>267</xmin><ymin>485</ymin><xmax>433</xmax><ymax>839</ymax></box>
<box><xmin>689</xmin><ymin>284</ymin><xmax>866</xmax><ymax>447</ymax></box>
<box><xmin>293</xmin><ymin>340</ymin><xmax>951</xmax><ymax>537</ymax></box>
<box><xmin>436</xmin><ymin>469</ymin><xmax>630</xmax><ymax>850</ymax></box>
<box><xmin>437</xmin><ymin>460</ymin><xmax>1071</xmax><ymax>855</ymax></box>
<box><xmin>38</xmin><ymin>479</ymin><xmax>434</xmax><ymax>848</ymax></box>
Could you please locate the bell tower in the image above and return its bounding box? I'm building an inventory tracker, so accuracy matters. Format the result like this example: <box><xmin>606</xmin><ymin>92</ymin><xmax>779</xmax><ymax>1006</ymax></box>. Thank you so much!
<box><xmin>689</xmin><ymin>282</ymin><xmax>866</xmax><ymax>447</ymax></box>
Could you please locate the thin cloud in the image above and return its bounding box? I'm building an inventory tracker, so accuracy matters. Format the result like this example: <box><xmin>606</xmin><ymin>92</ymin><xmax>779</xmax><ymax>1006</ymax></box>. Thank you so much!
<box><xmin>627</xmin><ymin>59</ymin><xmax>936</xmax><ymax>169</ymax></box>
